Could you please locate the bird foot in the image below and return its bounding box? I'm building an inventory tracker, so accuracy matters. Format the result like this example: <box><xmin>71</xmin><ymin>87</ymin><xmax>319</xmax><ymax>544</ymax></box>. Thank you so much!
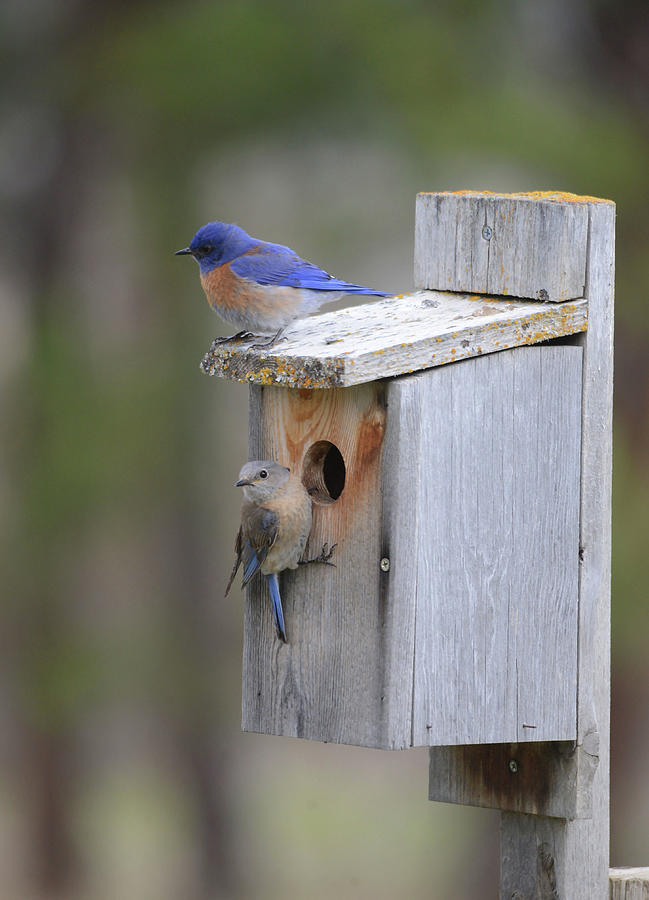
<box><xmin>247</xmin><ymin>327</ymin><xmax>287</xmax><ymax>351</ymax></box>
<box><xmin>299</xmin><ymin>542</ymin><xmax>337</xmax><ymax>567</ymax></box>
<box><xmin>212</xmin><ymin>331</ymin><xmax>254</xmax><ymax>346</ymax></box>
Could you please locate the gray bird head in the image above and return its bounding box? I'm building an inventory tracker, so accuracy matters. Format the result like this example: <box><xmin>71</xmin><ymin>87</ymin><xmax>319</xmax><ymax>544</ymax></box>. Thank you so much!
<box><xmin>235</xmin><ymin>460</ymin><xmax>290</xmax><ymax>503</ymax></box>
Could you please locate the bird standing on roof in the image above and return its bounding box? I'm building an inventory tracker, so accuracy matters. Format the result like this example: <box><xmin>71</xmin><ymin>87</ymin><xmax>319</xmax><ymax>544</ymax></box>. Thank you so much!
<box><xmin>176</xmin><ymin>221</ymin><xmax>389</xmax><ymax>348</ymax></box>
<box><xmin>225</xmin><ymin>460</ymin><xmax>335</xmax><ymax>642</ymax></box>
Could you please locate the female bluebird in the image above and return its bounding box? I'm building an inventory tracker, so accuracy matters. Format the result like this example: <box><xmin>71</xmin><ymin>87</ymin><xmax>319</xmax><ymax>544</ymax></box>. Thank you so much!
<box><xmin>176</xmin><ymin>221</ymin><xmax>389</xmax><ymax>347</ymax></box>
<box><xmin>225</xmin><ymin>460</ymin><xmax>335</xmax><ymax>642</ymax></box>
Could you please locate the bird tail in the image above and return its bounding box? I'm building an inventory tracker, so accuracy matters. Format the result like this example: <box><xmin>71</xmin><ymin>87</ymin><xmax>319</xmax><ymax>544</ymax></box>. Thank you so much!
<box><xmin>307</xmin><ymin>279</ymin><xmax>389</xmax><ymax>296</ymax></box>
<box><xmin>266</xmin><ymin>573</ymin><xmax>287</xmax><ymax>643</ymax></box>
<box><xmin>332</xmin><ymin>283</ymin><xmax>390</xmax><ymax>296</ymax></box>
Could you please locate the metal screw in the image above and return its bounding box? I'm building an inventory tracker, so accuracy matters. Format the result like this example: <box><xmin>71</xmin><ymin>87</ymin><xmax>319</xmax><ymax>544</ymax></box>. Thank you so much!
<box><xmin>508</xmin><ymin>759</ymin><xmax>519</xmax><ymax>774</ymax></box>
<box><xmin>380</xmin><ymin>557</ymin><xmax>390</xmax><ymax>572</ymax></box>
<box><xmin>482</xmin><ymin>224</ymin><xmax>493</xmax><ymax>240</ymax></box>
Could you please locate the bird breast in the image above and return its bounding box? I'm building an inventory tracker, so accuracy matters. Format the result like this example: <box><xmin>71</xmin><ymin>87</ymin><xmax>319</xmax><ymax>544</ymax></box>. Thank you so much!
<box><xmin>261</xmin><ymin>479</ymin><xmax>312</xmax><ymax>574</ymax></box>
<box><xmin>200</xmin><ymin>264</ymin><xmax>313</xmax><ymax>332</ymax></box>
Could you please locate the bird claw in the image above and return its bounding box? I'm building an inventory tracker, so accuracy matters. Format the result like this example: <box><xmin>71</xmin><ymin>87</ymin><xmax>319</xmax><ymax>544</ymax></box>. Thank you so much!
<box><xmin>247</xmin><ymin>326</ymin><xmax>287</xmax><ymax>351</ymax></box>
<box><xmin>299</xmin><ymin>542</ymin><xmax>337</xmax><ymax>567</ymax></box>
<box><xmin>212</xmin><ymin>331</ymin><xmax>254</xmax><ymax>346</ymax></box>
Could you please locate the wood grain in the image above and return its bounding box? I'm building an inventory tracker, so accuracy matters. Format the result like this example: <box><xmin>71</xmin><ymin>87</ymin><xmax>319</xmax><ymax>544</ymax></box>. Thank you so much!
<box><xmin>415</xmin><ymin>190</ymin><xmax>594</xmax><ymax>302</ymax></box>
<box><xmin>200</xmin><ymin>291</ymin><xmax>587</xmax><ymax>389</ymax></box>
<box><xmin>415</xmin><ymin>345</ymin><xmax>581</xmax><ymax>747</ymax></box>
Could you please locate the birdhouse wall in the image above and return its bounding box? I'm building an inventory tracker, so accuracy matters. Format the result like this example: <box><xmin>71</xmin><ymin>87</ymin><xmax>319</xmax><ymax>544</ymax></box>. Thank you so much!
<box><xmin>242</xmin><ymin>343</ymin><xmax>582</xmax><ymax>749</ymax></box>
<box><xmin>243</xmin><ymin>381</ymin><xmax>406</xmax><ymax>748</ymax></box>
<box><xmin>410</xmin><ymin>343</ymin><xmax>581</xmax><ymax>746</ymax></box>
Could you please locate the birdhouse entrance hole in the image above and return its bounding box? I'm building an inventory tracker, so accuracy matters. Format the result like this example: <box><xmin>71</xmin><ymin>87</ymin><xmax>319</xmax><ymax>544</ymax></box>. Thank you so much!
<box><xmin>301</xmin><ymin>441</ymin><xmax>345</xmax><ymax>504</ymax></box>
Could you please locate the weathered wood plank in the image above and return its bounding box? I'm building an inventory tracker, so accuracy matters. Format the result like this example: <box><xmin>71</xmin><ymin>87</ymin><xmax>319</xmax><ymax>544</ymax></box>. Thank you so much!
<box><xmin>414</xmin><ymin>345</ymin><xmax>581</xmax><ymax>747</ymax></box>
<box><xmin>242</xmin><ymin>381</ymin><xmax>419</xmax><ymax>748</ymax></box>
<box><xmin>243</xmin><ymin>383</ymin><xmax>386</xmax><ymax>746</ymax></box>
<box><xmin>200</xmin><ymin>291</ymin><xmax>587</xmax><ymax>389</ymax></box>
<box><xmin>610</xmin><ymin>869</ymin><xmax>649</xmax><ymax>899</ymax></box>
<box><xmin>499</xmin><ymin>199</ymin><xmax>615</xmax><ymax>898</ymax></box>
<box><xmin>428</xmin><ymin>742</ymin><xmax>596</xmax><ymax>819</ymax></box>
<box><xmin>414</xmin><ymin>190</ymin><xmax>600</xmax><ymax>301</ymax></box>
<box><xmin>377</xmin><ymin>376</ymin><xmax>422</xmax><ymax>748</ymax></box>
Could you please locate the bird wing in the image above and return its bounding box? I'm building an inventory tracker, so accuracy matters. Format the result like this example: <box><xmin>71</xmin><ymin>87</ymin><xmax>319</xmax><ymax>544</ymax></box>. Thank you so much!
<box><xmin>240</xmin><ymin>506</ymin><xmax>280</xmax><ymax>588</ymax></box>
<box><xmin>225</xmin><ymin>506</ymin><xmax>279</xmax><ymax>596</ymax></box>
<box><xmin>231</xmin><ymin>242</ymin><xmax>388</xmax><ymax>295</ymax></box>
<box><xmin>224</xmin><ymin>526</ymin><xmax>244</xmax><ymax>597</ymax></box>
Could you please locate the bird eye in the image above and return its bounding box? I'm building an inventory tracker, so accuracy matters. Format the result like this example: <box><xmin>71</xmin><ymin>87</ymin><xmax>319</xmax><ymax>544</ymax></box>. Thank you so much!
<box><xmin>259</xmin><ymin>469</ymin><xmax>268</xmax><ymax>479</ymax></box>
<box><xmin>198</xmin><ymin>244</ymin><xmax>212</xmax><ymax>256</ymax></box>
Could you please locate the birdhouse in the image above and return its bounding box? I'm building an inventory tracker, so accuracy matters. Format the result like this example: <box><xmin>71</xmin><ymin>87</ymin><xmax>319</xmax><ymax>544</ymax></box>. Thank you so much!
<box><xmin>201</xmin><ymin>191</ymin><xmax>614</xmax><ymax>756</ymax></box>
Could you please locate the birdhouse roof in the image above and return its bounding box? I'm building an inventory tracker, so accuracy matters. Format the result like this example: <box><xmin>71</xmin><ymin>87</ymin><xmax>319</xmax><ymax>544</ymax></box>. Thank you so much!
<box><xmin>200</xmin><ymin>291</ymin><xmax>586</xmax><ymax>389</ymax></box>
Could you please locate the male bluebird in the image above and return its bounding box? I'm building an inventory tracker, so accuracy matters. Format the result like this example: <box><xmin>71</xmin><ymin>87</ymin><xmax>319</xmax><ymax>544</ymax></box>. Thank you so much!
<box><xmin>176</xmin><ymin>221</ymin><xmax>389</xmax><ymax>347</ymax></box>
<box><xmin>225</xmin><ymin>460</ymin><xmax>335</xmax><ymax>642</ymax></box>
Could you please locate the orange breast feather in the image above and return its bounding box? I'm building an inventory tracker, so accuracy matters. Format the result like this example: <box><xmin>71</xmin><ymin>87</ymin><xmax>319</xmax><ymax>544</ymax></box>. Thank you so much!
<box><xmin>200</xmin><ymin>262</ymin><xmax>302</xmax><ymax>326</ymax></box>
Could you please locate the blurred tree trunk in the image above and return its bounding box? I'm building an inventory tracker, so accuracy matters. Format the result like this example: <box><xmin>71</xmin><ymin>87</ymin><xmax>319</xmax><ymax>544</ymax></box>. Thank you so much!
<box><xmin>18</xmin><ymin>111</ymin><xmax>86</xmax><ymax>896</ymax></box>
<box><xmin>12</xmin><ymin>4</ymin><xmax>243</xmax><ymax>894</ymax></box>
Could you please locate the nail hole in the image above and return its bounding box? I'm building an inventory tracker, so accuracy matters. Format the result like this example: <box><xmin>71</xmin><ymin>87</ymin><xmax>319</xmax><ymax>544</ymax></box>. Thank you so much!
<box><xmin>302</xmin><ymin>441</ymin><xmax>346</xmax><ymax>505</ymax></box>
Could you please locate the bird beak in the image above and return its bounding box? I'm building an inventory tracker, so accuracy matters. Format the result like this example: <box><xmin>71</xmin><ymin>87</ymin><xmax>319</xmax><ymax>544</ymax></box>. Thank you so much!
<box><xmin>235</xmin><ymin>479</ymin><xmax>251</xmax><ymax>487</ymax></box>
<box><xmin>175</xmin><ymin>247</ymin><xmax>192</xmax><ymax>256</ymax></box>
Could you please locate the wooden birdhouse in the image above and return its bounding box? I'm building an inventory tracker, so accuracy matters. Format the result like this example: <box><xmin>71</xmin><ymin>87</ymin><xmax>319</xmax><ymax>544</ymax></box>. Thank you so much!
<box><xmin>202</xmin><ymin>189</ymin><xmax>615</xmax><ymax>898</ymax></box>
<box><xmin>201</xmin><ymin>190</ymin><xmax>613</xmax><ymax>757</ymax></box>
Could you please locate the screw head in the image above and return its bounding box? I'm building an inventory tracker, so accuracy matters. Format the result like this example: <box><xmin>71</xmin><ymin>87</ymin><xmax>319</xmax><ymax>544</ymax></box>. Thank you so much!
<box><xmin>482</xmin><ymin>225</ymin><xmax>493</xmax><ymax>240</ymax></box>
<box><xmin>380</xmin><ymin>557</ymin><xmax>390</xmax><ymax>573</ymax></box>
<box><xmin>508</xmin><ymin>759</ymin><xmax>519</xmax><ymax>774</ymax></box>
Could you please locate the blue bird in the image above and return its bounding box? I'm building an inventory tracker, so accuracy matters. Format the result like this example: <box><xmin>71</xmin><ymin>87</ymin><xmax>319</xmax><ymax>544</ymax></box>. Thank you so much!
<box><xmin>176</xmin><ymin>221</ymin><xmax>389</xmax><ymax>347</ymax></box>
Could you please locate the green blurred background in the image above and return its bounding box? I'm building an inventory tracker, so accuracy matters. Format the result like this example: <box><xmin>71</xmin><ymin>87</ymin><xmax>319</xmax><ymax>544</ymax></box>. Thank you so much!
<box><xmin>2</xmin><ymin>1</ymin><xmax>648</xmax><ymax>897</ymax></box>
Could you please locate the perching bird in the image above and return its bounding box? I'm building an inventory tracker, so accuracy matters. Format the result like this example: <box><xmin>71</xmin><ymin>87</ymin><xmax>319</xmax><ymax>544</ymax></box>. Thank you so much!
<box><xmin>176</xmin><ymin>221</ymin><xmax>389</xmax><ymax>348</ymax></box>
<box><xmin>225</xmin><ymin>460</ymin><xmax>335</xmax><ymax>642</ymax></box>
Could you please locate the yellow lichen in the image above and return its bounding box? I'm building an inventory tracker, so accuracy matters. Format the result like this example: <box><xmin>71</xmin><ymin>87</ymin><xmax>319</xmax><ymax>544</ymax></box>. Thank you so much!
<box><xmin>419</xmin><ymin>189</ymin><xmax>613</xmax><ymax>204</ymax></box>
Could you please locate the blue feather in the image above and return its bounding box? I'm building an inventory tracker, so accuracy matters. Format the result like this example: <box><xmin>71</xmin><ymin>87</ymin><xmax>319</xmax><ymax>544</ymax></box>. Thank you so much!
<box><xmin>266</xmin><ymin>573</ymin><xmax>287</xmax><ymax>643</ymax></box>
<box><xmin>231</xmin><ymin>244</ymin><xmax>388</xmax><ymax>295</ymax></box>
<box><xmin>242</xmin><ymin>540</ymin><xmax>261</xmax><ymax>585</ymax></box>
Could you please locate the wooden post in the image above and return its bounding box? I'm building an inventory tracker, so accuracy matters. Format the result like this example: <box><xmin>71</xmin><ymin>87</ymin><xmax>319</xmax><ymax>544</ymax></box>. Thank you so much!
<box><xmin>419</xmin><ymin>192</ymin><xmax>615</xmax><ymax>899</ymax></box>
